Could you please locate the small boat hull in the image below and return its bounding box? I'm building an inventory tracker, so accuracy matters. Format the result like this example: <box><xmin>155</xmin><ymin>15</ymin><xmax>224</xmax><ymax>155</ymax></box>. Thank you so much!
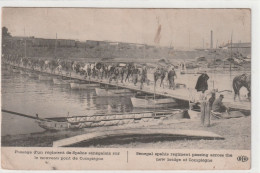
<box><xmin>38</xmin><ymin>75</ymin><xmax>53</xmax><ymax>81</ymax></box>
<box><xmin>20</xmin><ymin>70</ymin><xmax>28</xmax><ymax>75</ymax></box>
<box><xmin>53</xmin><ymin>78</ymin><xmax>74</xmax><ymax>85</ymax></box>
<box><xmin>28</xmin><ymin>73</ymin><xmax>39</xmax><ymax>78</ymax></box>
<box><xmin>36</xmin><ymin>110</ymin><xmax>187</xmax><ymax>130</ymax></box>
<box><xmin>70</xmin><ymin>82</ymin><xmax>99</xmax><ymax>89</ymax></box>
<box><xmin>12</xmin><ymin>68</ymin><xmax>20</xmax><ymax>73</ymax></box>
<box><xmin>36</xmin><ymin>120</ymin><xmax>69</xmax><ymax>130</ymax></box>
<box><xmin>95</xmin><ymin>88</ymin><xmax>132</xmax><ymax>96</ymax></box>
<box><xmin>131</xmin><ymin>97</ymin><xmax>177</xmax><ymax>108</ymax></box>
<box><xmin>188</xmin><ymin>110</ymin><xmax>200</xmax><ymax>119</ymax></box>
<box><xmin>211</xmin><ymin>111</ymin><xmax>245</xmax><ymax>119</ymax></box>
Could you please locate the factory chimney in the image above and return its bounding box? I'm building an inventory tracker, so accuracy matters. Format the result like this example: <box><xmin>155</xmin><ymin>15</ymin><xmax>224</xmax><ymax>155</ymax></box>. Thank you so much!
<box><xmin>210</xmin><ymin>30</ymin><xmax>213</xmax><ymax>49</ymax></box>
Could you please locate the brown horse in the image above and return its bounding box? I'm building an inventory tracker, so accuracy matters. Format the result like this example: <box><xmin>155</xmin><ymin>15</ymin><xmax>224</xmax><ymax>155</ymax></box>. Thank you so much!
<box><xmin>233</xmin><ymin>73</ymin><xmax>251</xmax><ymax>101</ymax></box>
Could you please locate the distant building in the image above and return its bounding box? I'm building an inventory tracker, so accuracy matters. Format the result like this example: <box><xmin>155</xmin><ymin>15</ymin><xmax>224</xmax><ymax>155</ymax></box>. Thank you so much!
<box><xmin>85</xmin><ymin>40</ymin><xmax>147</xmax><ymax>50</ymax></box>
<box><xmin>219</xmin><ymin>42</ymin><xmax>251</xmax><ymax>57</ymax></box>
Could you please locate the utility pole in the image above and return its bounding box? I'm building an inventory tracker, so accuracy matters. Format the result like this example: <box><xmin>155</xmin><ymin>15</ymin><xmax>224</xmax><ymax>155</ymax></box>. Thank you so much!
<box><xmin>24</xmin><ymin>27</ymin><xmax>26</xmax><ymax>58</ymax></box>
<box><xmin>210</xmin><ymin>30</ymin><xmax>213</xmax><ymax>49</ymax></box>
<box><xmin>55</xmin><ymin>33</ymin><xmax>57</xmax><ymax>58</ymax></box>
<box><xmin>189</xmin><ymin>31</ymin><xmax>190</xmax><ymax>49</ymax></box>
<box><xmin>230</xmin><ymin>31</ymin><xmax>233</xmax><ymax>74</ymax></box>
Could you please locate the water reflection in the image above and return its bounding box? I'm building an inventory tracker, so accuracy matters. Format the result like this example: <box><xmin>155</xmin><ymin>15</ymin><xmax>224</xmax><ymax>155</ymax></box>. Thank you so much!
<box><xmin>1</xmin><ymin>68</ymin><xmax>135</xmax><ymax>135</ymax></box>
<box><xmin>1</xmin><ymin>67</ymin><xmax>183</xmax><ymax>136</ymax></box>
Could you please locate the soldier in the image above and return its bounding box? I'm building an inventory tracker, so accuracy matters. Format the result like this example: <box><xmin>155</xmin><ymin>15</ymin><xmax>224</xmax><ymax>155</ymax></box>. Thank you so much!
<box><xmin>119</xmin><ymin>66</ymin><xmax>125</xmax><ymax>83</ymax></box>
<box><xmin>212</xmin><ymin>94</ymin><xmax>229</xmax><ymax>113</ymax></box>
<box><xmin>132</xmin><ymin>65</ymin><xmax>139</xmax><ymax>86</ymax></box>
<box><xmin>140</xmin><ymin>66</ymin><xmax>147</xmax><ymax>89</ymax></box>
<box><xmin>167</xmin><ymin>67</ymin><xmax>177</xmax><ymax>89</ymax></box>
<box><xmin>199</xmin><ymin>90</ymin><xmax>211</xmax><ymax>127</ymax></box>
<box><xmin>195</xmin><ymin>71</ymin><xmax>209</xmax><ymax>93</ymax></box>
<box><xmin>160</xmin><ymin>67</ymin><xmax>167</xmax><ymax>87</ymax></box>
<box><xmin>87</xmin><ymin>64</ymin><xmax>91</xmax><ymax>80</ymax></box>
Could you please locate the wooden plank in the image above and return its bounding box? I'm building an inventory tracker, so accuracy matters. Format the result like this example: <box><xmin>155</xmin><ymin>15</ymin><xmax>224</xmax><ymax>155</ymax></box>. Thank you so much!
<box><xmin>53</xmin><ymin>128</ymin><xmax>224</xmax><ymax>147</ymax></box>
<box><xmin>2</xmin><ymin>109</ymin><xmax>45</xmax><ymax>121</ymax></box>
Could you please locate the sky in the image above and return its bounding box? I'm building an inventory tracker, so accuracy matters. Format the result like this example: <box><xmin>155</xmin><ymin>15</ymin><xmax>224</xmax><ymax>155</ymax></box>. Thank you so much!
<box><xmin>2</xmin><ymin>8</ymin><xmax>251</xmax><ymax>49</ymax></box>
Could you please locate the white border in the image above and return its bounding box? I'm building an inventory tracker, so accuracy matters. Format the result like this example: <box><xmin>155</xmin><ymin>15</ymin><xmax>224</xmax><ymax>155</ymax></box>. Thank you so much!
<box><xmin>0</xmin><ymin>1</ymin><xmax>259</xmax><ymax>173</ymax></box>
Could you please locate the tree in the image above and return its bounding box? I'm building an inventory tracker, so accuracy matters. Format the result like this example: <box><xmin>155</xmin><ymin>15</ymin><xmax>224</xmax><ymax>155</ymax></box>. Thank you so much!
<box><xmin>2</xmin><ymin>27</ymin><xmax>12</xmax><ymax>37</ymax></box>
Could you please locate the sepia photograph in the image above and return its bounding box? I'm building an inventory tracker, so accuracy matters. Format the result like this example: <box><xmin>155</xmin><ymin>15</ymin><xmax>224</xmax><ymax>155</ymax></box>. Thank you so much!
<box><xmin>1</xmin><ymin>7</ymin><xmax>253</xmax><ymax>170</ymax></box>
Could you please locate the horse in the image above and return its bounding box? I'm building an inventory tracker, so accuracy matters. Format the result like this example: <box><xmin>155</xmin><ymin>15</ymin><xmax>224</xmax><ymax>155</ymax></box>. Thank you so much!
<box><xmin>233</xmin><ymin>73</ymin><xmax>251</xmax><ymax>101</ymax></box>
<box><xmin>154</xmin><ymin>68</ymin><xmax>161</xmax><ymax>86</ymax></box>
<box><xmin>49</xmin><ymin>60</ymin><xmax>58</xmax><ymax>73</ymax></box>
<box><xmin>125</xmin><ymin>63</ymin><xmax>134</xmax><ymax>82</ymax></box>
<box><xmin>38</xmin><ymin>59</ymin><xmax>45</xmax><ymax>71</ymax></box>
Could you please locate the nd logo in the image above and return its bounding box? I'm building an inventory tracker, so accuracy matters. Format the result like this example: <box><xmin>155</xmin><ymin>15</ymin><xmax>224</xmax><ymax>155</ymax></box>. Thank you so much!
<box><xmin>237</xmin><ymin>155</ymin><xmax>249</xmax><ymax>162</ymax></box>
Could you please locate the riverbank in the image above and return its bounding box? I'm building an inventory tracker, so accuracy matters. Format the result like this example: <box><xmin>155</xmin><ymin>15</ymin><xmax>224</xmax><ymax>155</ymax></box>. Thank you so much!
<box><xmin>1</xmin><ymin>115</ymin><xmax>250</xmax><ymax>150</ymax></box>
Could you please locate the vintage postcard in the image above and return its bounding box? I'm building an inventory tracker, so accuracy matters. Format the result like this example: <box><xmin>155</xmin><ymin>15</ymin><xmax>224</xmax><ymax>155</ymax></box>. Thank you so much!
<box><xmin>1</xmin><ymin>8</ymin><xmax>252</xmax><ymax>170</ymax></box>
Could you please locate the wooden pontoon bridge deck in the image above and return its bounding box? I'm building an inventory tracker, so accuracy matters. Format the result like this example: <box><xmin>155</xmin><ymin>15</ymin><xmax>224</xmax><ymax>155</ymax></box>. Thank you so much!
<box><xmin>6</xmin><ymin>63</ymin><xmax>251</xmax><ymax>112</ymax></box>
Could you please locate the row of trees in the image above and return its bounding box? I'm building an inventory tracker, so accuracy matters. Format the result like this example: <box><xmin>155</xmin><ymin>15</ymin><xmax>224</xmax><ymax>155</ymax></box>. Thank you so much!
<box><xmin>2</xmin><ymin>27</ymin><xmax>12</xmax><ymax>37</ymax></box>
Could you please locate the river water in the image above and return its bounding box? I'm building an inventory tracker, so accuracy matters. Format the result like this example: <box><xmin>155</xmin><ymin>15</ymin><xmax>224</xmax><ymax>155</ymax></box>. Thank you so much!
<box><xmin>1</xmin><ymin>67</ymin><xmax>180</xmax><ymax>136</ymax></box>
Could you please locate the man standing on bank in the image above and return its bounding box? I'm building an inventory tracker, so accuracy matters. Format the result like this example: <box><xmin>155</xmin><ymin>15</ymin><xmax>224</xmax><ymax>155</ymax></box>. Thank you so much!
<box><xmin>195</xmin><ymin>71</ymin><xmax>209</xmax><ymax>92</ymax></box>
<box><xmin>196</xmin><ymin>71</ymin><xmax>211</xmax><ymax>126</ymax></box>
<box><xmin>199</xmin><ymin>90</ymin><xmax>211</xmax><ymax>127</ymax></box>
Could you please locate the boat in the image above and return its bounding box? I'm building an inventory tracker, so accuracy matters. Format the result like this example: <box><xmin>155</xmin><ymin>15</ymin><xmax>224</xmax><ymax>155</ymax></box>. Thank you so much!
<box><xmin>38</xmin><ymin>109</ymin><xmax>188</xmax><ymax>130</ymax></box>
<box><xmin>38</xmin><ymin>74</ymin><xmax>53</xmax><ymax>81</ymax></box>
<box><xmin>130</xmin><ymin>97</ymin><xmax>177</xmax><ymax>108</ymax></box>
<box><xmin>28</xmin><ymin>73</ymin><xmax>39</xmax><ymax>78</ymax></box>
<box><xmin>20</xmin><ymin>70</ymin><xmax>28</xmax><ymax>75</ymax></box>
<box><xmin>2</xmin><ymin>108</ymin><xmax>187</xmax><ymax>131</ymax></box>
<box><xmin>211</xmin><ymin>111</ymin><xmax>245</xmax><ymax>119</ymax></box>
<box><xmin>70</xmin><ymin>82</ymin><xmax>100</xmax><ymax>89</ymax></box>
<box><xmin>187</xmin><ymin>109</ymin><xmax>200</xmax><ymax>120</ymax></box>
<box><xmin>95</xmin><ymin>88</ymin><xmax>133</xmax><ymax>96</ymax></box>
<box><xmin>36</xmin><ymin>119</ymin><xmax>69</xmax><ymax>130</ymax></box>
<box><xmin>12</xmin><ymin>68</ymin><xmax>20</xmax><ymax>73</ymax></box>
<box><xmin>53</xmin><ymin>78</ymin><xmax>75</xmax><ymax>85</ymax></box>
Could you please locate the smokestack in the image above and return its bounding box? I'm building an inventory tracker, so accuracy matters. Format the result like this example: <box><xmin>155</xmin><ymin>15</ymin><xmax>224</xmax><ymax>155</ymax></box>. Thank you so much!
<box><xmin>210</xmin><ymin>30</ymin><xmax>213</xmax><ymax>49</ymax></box>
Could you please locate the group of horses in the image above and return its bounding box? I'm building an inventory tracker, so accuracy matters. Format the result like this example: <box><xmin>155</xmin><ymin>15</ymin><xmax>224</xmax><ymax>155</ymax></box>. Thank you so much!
<box><xmin>3</xmin><ymin>54</ymin><xmax>251</xmax><ymax>101</ymax></box>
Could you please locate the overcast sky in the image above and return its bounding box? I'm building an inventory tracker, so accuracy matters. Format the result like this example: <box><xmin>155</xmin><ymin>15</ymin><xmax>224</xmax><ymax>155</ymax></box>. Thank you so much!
<box><xmin>2</xmin><ymin>8</ymin><xmax>251</xmax><ymax>49</ymax></box>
